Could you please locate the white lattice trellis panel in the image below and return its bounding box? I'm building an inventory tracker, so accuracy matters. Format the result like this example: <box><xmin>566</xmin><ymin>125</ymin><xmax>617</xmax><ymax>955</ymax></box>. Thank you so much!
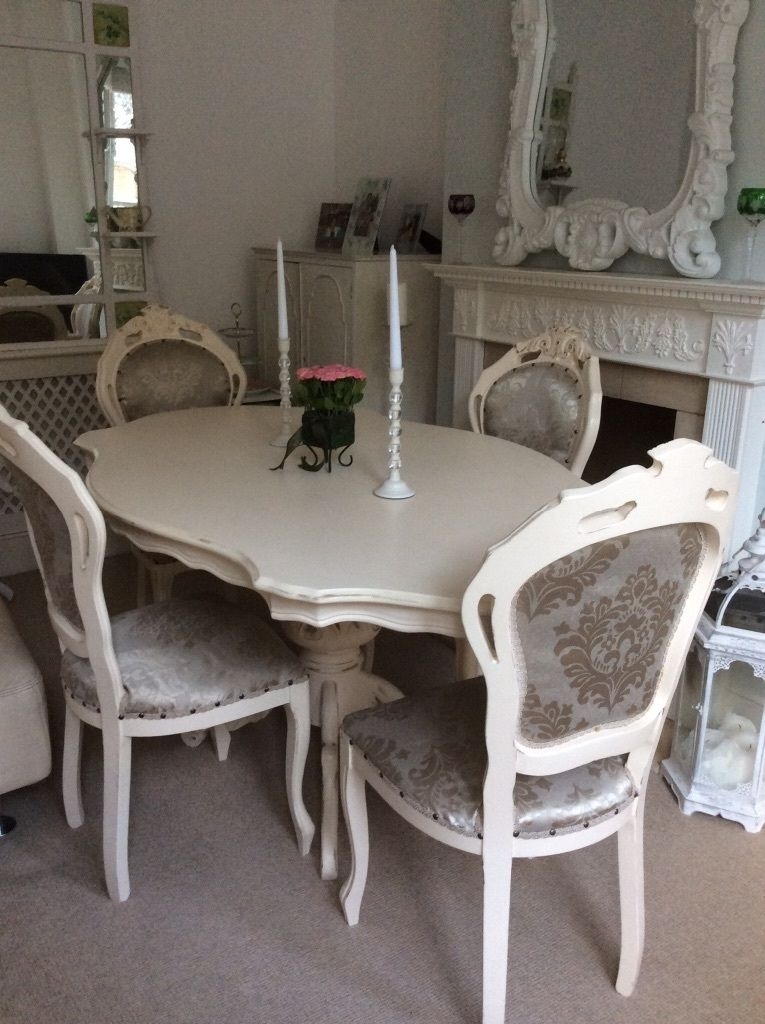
<box><xmin>0</xmin><ymin>375</ymin><xmax>108</xmax><ymax>516</ymax></box>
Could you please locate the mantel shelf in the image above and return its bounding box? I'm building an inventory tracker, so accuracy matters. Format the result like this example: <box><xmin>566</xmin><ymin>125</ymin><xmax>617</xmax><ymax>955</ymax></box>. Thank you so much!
<box><xmin>427</xmin><ymin>261</ymin><xmax>765</xmax><ymax>553</ymax></box>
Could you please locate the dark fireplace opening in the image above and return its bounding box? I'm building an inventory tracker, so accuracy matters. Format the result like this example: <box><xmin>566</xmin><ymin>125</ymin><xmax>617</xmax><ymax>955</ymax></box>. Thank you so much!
<box><xmin>582</xmin><ymin>396</ymin><xmax>677</xmax><ymax>484</ymax></box>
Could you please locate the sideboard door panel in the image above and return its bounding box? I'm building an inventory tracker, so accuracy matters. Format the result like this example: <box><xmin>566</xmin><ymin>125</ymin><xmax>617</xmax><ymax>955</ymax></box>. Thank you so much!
<box><xmin>300</xmin><ymin>265</ymin><xmax>351</xmax><ymax>368</ymax></box>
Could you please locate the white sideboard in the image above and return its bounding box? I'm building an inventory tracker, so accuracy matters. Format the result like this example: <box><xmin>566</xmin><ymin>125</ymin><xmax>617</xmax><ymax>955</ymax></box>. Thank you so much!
<box><xmin>430</xmin><ymin>263</ymin><xmax>765</xmax><ymax>553</ymax></box>
<box><xmin>253</xmin><ymin>249</ymin><xmax>440</xmax><ymax>422</ymax></box>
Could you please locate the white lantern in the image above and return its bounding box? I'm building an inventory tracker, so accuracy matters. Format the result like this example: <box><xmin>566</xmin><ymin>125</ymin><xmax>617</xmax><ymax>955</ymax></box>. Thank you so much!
<box><xmin>662</xmin><ymin>511</ymin><xmax>765</xmax><ymax>833</ymax></box>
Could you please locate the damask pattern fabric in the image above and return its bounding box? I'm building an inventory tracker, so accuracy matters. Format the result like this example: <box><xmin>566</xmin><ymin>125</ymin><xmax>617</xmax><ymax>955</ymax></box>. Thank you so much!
<box><xmin>3</xmin><ymin>461</ymin><xmax>82</xmax><ymax>628</ymax></box>
<box><xmin>483</xmin><ymin>362</ymin><xmax>581</xmax><ymax>465</ymax></box>
<box><xmin>62</xmin><ymin>597</ymin><xmax>305</xmax><ymax>718</ymax></box>
<box><xmin>116</xmin><ymin>340</ymin><xmax>231</xmax><ymax>420</ymax></box>
<box><xmin>343</xmin><ymin>679</ymin><xmax>635</xmax><ymax>839</ymax></box>
<box><xmin>515</xmin><ymin>523</ymin><xmax>705</xmax><ymax>744</ymax></box>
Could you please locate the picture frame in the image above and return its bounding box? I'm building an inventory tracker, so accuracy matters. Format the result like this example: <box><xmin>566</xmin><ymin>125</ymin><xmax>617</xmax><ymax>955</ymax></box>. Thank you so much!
<box><xmin>314</xmin><ymin>203</ymin><xmax>352</xmax><ymax>252</ymax></box>
<box><xmin>395</xmin><ymin>203</ymin><xmax>427</xmax><ymax>254</ymax></box>
<box><xmin>342</xmin><ymin>177</ymin><xmax>391</xmax><ymax>256</ymax></box>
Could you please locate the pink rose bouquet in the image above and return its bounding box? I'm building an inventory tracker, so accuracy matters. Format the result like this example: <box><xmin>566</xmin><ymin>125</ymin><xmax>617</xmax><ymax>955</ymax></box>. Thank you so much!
<box><xmin>292</xmin><ymin>364</ymin><xmax>367</xmax><ymax>413</ymax></box>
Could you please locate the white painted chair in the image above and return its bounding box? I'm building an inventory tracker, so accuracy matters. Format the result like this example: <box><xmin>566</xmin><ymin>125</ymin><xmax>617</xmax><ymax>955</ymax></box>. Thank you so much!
<box><xmin>0</xmin><ymin>402</ymin><xmax>313</xmax><ymax>902</ymax></box>
<box><xmin>468</xmin><ymin>326</ymin><xmax>602</xmax><ymax>477</ymax></box>
<box><xmin>0</xmin><ymin>278</ymin><xmax>69</xmax><ymax>343</ymax></box>
<box><xmin>95</xmin><ymin>303</ymin><xmax>247</xmax><ymax>604</ymax></box>
<box><xmin>340</xmin><ymin>439</ymin><xmax>737</xmax><ymax>1024</ymax></box>
<box><xmin>69</xmin><ymin>273</ymin><xmax>103</xmax><ymax>339</ymax></box>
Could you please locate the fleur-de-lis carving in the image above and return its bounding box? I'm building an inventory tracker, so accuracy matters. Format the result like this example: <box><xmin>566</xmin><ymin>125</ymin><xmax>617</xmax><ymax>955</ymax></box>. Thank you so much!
<box><xmin>712</xmin><ymin>319</ymin><xmax>753</xmax><ymax>375</ymax></box>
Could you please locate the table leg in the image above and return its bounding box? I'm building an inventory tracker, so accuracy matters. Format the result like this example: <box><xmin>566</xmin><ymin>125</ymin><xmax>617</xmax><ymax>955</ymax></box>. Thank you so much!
<box><xmin>281</xmin><ymin>621</ymin><xmax>403</xmax><ymax>880</ymax></box>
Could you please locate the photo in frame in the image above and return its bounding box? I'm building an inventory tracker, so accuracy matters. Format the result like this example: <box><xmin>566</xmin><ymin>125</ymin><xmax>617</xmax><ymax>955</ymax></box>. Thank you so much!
<box><xmin>395</xmin><ymin>203</ymin><xmax>427</xmax><ymax>254</ymax></box>
<box><xmin>342</xmin><ymin>177</ymin><xmax>391</xmax><ymax>256</ymax></box>
<box><xmin>314</xmin><ymin>203</ymin><xmax>352</xmax><ymax>251</ymax></box>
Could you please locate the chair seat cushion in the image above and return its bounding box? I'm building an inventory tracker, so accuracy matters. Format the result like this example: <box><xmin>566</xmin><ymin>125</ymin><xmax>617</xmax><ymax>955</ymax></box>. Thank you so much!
<box><xmin>342</xmin><ymin>679</ymin><xmax>636</xmax><ymax>840</ymax></box>
<box><xmin>61</xmin><ymin>597</ymin><xmax>305</xmax><ymax>719</ymax></box>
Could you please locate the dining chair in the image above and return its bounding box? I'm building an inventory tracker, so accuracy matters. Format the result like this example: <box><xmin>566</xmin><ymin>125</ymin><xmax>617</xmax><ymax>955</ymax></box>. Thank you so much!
<box><xmin>468</xmin><ymin>325</ymin><xmax>602</xmax><ymax>477</ymax></box>
<box><xmin>95</xmin><ymin>303</ymin><xmax>247</xmax><ymax>604</ymax></box>
<box><xmin>0</xmin><ymin>278</ymin><xmax>69</xmax><ymax>344</ymax></box>
<box><xmin>339</xmin><ymin>438</ymin><xmax>737</xmax><ymax>1024</ymax></box>
<box><xmin>0</xmin><ymin>401</ymin><xmax>313</xmax><ymax>902</ymax></box>
<box><xmin>69</xmin><ymin>273</ymin><xmax>103</xmax><ymax>339</ymax></box>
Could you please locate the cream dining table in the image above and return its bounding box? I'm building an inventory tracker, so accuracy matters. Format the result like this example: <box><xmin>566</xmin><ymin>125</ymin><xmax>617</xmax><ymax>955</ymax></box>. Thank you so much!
<box><xmin>76</xmin><ymin>404</ymin><xmax>581</xmax><ymax>879</ymax></box>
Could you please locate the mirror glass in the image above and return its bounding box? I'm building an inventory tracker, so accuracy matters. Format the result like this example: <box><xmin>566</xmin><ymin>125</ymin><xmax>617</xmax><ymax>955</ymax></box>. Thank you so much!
<box><xmin>496</xmin><ymin>0</ymin><xmax>749</xmax><ymax>276</ymax></box>
<box><xmin>0</xmin><ymin>44</ymin><xmax>99</xmax><ymax>337</ymax></box>
<box><xmin>537</xmin><ymin>0</ymin><xmax>695</xmax><ymax>212</ymax></box>
<box><xmin>98</xmin><ymin>56</ymin><xmax>137</xmax><ymax>207</ymax></box>
<box><xmin>0</xmin><ymin>47</ymin><xmax>95</xmax><ymax>256</ymax></box>
<box><xmin>0</xmin><ymin>0</ymin><xmax>83</xmax><ymax>43</ymax></box>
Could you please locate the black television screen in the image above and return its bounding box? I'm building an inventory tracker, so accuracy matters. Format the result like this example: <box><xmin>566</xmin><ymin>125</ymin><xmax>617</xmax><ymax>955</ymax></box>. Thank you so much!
<box><xmin>0</xmin><ymin>252</ymin><xmax>89</xmax><ymax>297</ymax></box>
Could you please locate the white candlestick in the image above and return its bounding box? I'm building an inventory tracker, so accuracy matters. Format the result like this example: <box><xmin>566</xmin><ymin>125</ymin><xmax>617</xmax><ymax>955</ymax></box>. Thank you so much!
<box><xmin>389</xmin><ymin>246</ymin><xmax>402</xmax><ymax>370</ymax></box>
<box><xmin>276</xmin><ymin>238</ymin><xmax>288</xmax><ymax>341</ymax></box>
<box><xmin>374</xmin><ymin>366</ymin><xmax>414</xmax><ymax>500</ymax></box>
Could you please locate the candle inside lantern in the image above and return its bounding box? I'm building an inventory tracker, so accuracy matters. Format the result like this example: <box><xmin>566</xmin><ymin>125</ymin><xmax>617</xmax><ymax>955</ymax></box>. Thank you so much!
<box><xmin>389</xmin><ymin>245</ymin><xmax>402</xmax><ymax>370</ymax></box>
<box><xmin>276</xmin><ymin>239</ymin><xmax>288</xmax><ymax>341</ymax></box>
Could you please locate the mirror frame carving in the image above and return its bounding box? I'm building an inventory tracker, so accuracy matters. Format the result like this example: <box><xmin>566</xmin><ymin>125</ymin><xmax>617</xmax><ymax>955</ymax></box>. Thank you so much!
<box><xmin>494</xmin><ymin>0</ymin><xmax>750</xmax><ymax>278</ymax></box>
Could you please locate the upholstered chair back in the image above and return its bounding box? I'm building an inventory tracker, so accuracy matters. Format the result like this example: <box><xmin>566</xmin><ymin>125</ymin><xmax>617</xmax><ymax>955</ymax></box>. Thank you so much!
<box><xmin>468</xmin><ymin>326</ymin><xmax>602</xmax><ymax>477</ymax></box>
<box><xmin>516</xmin><ymin>522</ymin><xmax>704</xmax><ymax>745</ymax></box>
<box><xmin>463</xmin><ymin>440</ymin><xmax>737</xmax><ymax>789</ymax></box>
<box><xmin>0</xmin><ymin>403</ymin><xmax>119</xmax><ymax>714</ymax></box>
<box><xmin>96</xmin><ymin>304</ymin><xmax>246</xmax><ymax>425</ymax></box>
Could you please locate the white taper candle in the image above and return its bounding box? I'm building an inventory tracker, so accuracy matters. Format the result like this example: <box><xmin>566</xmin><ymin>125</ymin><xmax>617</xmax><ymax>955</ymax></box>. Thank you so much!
<box><xmin>389</xmin><ymin>245</ymin><xmax>402</xmax><ymax>370</ymax></box>
<box><xmin>276</xmin><ymin>239</ymin><xmax>288</xmax><ymax>341</ymax></box>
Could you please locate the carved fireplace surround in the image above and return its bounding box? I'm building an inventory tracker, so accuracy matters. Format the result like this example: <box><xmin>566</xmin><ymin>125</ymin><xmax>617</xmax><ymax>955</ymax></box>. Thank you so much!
<box><xmin>431</xmin><ymin>264</ymin><xmax>765</xmax><ymax>551</ymax></box>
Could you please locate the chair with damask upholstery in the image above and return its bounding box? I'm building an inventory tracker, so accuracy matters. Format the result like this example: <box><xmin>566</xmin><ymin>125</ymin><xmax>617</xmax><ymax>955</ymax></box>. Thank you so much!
<box><xmin>468</xmin><ymin>325</ymin><xmax>602</xmax><ymax>477</ymax></box>
<box><xmin>0</xmin><ymin>401</ymin><xmax>313</xmax><ymax>902</ymax></box>
<box><xmin>95</xmin><ymin>303</ymin><xmax>247</xmax><ymax>604</ymax></box>
<box><xmin>339</xmin><ymin>439</ymin><xmax>737</xmax><ymax>1024</ymax></box>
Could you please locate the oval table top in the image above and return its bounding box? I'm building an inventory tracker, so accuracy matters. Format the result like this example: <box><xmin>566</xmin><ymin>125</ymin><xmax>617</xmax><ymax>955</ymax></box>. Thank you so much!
<box><xmin>77</xmin><ymin>405</ymin><xmax>582</xmax><ymax>635</ymax></box>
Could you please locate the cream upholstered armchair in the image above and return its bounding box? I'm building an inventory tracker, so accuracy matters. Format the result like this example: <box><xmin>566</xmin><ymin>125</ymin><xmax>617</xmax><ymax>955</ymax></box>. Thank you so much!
<box><xmin>0</xmin><ymin>402</ymin><xmax>313</xmax><ymax>902</ymax></box>
<box><xmin>468</xmin><ymin>326</ymin><xmax>602</xmax><ymax>477</ymax></box>
<box><xmin>339</xmin><ymin>439</ymin><xmax>737</xmax><ymax>1024</ymax></box>
<box><xmin>0</xmin><ymin>593</ymin><xmax>51</xmax><ymax>836</ymax></box>
<box><xmin>95</xmin><ymin>303</ymin><xmax>247</xmax><ymax>604</ymax></box>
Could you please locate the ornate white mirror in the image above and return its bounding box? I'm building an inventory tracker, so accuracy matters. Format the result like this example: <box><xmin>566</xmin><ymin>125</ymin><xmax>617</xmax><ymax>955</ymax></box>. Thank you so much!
<box><xmin>494</xmin><ymin>0</ymin><xmax>750</xmax><ymax>278</ymax></box>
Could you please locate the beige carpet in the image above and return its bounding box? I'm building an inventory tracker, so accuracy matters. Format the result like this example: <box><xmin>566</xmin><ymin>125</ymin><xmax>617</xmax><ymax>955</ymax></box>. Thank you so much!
<box><xmin>1</xmin><ymin>556</ymin><xmax>763</xmax><ymax>1024</ymax></box>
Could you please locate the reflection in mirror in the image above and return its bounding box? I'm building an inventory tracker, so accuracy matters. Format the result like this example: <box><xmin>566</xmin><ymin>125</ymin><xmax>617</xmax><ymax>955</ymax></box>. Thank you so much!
<box><xmin>115</xmin><ymin>299</ymin><xmax>146</xmax><ymax>328</ymax></box>
<box><xmin>538</xmin><ymin>1</ymin><xmax>695</xmax><ymax>212</ymax></box>
<box><xmin>97</xmin><ymin>55</ymin><xmax>137</xmax><ymax>209</ymax></box>
<box><xmin>69</xmin><ymin>271</ymin><xmax>103</xmax><ymax>339</ymax></box>
<box><xmin>0</xmin><ymin>0</ymin><xmax>83</xmax><ymax>43</ymax></box>
<box><xmin>0</xmin><ymin>48</ymin><xmax>94</xmax><ymax>255</ymax></box>
<box><xmin>0</xmin><ymin>43</ymin><xmax>98</xmax><ymax>338</ymax></box>
<box><xmin>92</xmin><ymin>3</ymin><xmax>130</xmax><ymax>47</ymax></box>
<box><xmin>100</xmin><ymin>128</ymin><xmax>138</xmax><ymax>209</ymax></box>
<box><xmin>97</xmin><ymin>55</ymin><xmax>137</xmax><ymax>210</ymax></box>
<box><xmin>495</xmin><ymin>0</ymin><xmax>751</xmax><ymax>277</ymax></box>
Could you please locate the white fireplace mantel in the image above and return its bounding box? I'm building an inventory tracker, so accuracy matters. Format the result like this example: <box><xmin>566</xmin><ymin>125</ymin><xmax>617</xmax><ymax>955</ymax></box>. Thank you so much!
<box><xmin>429</xmin><ymin>264</ymin><xmax>765</xmax><ymax>552</ymax></box>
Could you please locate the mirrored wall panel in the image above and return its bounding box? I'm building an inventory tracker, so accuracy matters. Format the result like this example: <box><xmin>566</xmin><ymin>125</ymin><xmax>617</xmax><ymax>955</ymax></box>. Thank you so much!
<box><xmin>0</xmin><ymin>0</ymin><xmax>83</xmax><ymax>43</ymax></box>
